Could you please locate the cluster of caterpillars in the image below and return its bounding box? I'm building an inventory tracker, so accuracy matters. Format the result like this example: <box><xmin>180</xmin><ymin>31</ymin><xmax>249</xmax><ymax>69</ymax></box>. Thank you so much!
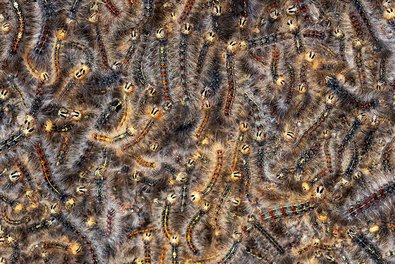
<box><xmin>0</xmin><ymin>0</ymin><xmax>394</xmax><ymax>263</ymax></box>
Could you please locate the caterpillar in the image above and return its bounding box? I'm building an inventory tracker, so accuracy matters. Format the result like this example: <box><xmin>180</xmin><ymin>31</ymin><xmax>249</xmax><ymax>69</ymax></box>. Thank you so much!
<box><xmin>378</xmin><ymin>57</ymin><xmax>387</xmax><ymax>86</ymax></box>
<box><xmin>68</xmin><ymin>0</ymin><xmax>82</xmax><ymax>20</ymax></box>
<box><xmin>0</xmin><ymin>193</ymin><xmax>16</xmax><ymax>206</ymax></box>
<box><xmin>179</xmin><ymin>172</ymin><xmax>189</xmax><ymax>213</ymax></box>
<box><xmin>9</xmin><ymin>241</ymin><xmax>20</xmax><ymax>264</ymax></box>
<box><xmin>347</xmin><ymin>229</ymin><xmax>386</xmax><ymax>263</ymax></box>
<box><xmin>123</xmin><ymin>30</ymin><xmax>138</xmax><ymax>66</ymax></box>
<box><xmin>26</xmin><ymin>218</ymin><xmax>56</xmax><ymax>233</ymax></box>
<box><xmin>259</xmin><ymin>200</ymin><xmax>316</xmax><ymax>222</ymax></box>
<box><xmin>381</xmin><ymin>137</ymin><xmax>394</xmax><ymax>172</ymax></box>
<box><xmin>40</xmin><ymin>241</ymin><xmax>81</xmax><ymax>256</ymax></box>
<box><xmin>114</xmin><ymin>129</ymin><xmax>134</xmax><ymax>143</ymax></box>
<box><xmin>196</xmin><ymin>32</ymin><xmax>215</xmax><ymax>76</ymax></box>
<box><xmin>323</xmin><ymin>130</ymin><xmax>333</xmax><ymax>176</ymax></box>
<box><xmin>44</xmin><ymin>120</ymin><xmax>74</xmax><ymax>133</ymax></box>
<box><xmin>334</xmin><ymin>28</ymin><xmax>346</xmax><ymax>61</ymax></box>
<box><xmin>24</xmin><ymin>52</ymin><xmax>51</xmax><ymax>82</ymax></box>
<box><xmin>347</xmin><ymin>181</ymin><xmax>394</xmax><ymax>218</ymax></box>
<box><xmin>2</xmin><ymin>208</ymin><xmax>30</xmax><ymax>225</ymax></box>
<box><xmin>287</xmin><ymin>20</ymin><xmax>304</xmax><ymax>54</ymax></box>
<box><xmin>343</xmin><ymin>148</ymin><xmax>359</xmax><ymax>180</ymax></box>
<box><xmin>271</xmin><ymin>45</ymin><xmax>280</xmax><ymax>83</ymax></box>
<box><xmin>118</xmin><ymin>81</ymin><xmax>135</xmax><ymax>130</ymax></box>
<box><xmin>159</xmin><ymin>245</ymin><xmax>167</xmax><ymax>264</ymax></box>
<box><xmin>350</xmin><ymin>0</ymin><xmax>384</xmax><ymax>52</ymax></box>
<box><xmin>123</xmin><ymin>107</ymin><xmax>161</xmax><ymax>151</ymax></box>
<box><xmin>295</xmin><ymin>97</ymin><xmax>335</xmax><ymax>148</ymax></box>
<box><xmin>0</xmin><ymin>129</ymin><xmax>33</xmax><ymax>153</ymax></box>
<box><xmin>211</xmin><ymin>4</ymin><xmax>221</xmax><ymax>34</ymax></box>
<box><xmin>213</xmin><ymin>182</ymin><xmax>232</xmax><ymax>229</ymax></box>
<box><xmin>34</xmin><ymin>19</ymin><xmax>51</xmax><ymax>54</ymax></box>
<box><xmin>34</xmin><ymin>144</ymin><xmax>74</xmax><ymax>206</ymax></box>
<box><xmin>302</xmin><ymin>29</ymin><xmax>326</xmax><ymax>40</ymax></box>
<box><xmin>361</xmin><ymin>128</ymin><xmax>376</xmax><ymax>158</ymax></box>
<box><xmin>352</xmin><ymin>40</ymin><xmax>367</xmax><ymax>89</ymax></box>
<box><xmin>224</xmin><ymin>41</ymin><xmax>238</xmax><ymax>116</ymax></box>
<box><xmin>186</xmin><ymin>202</ymin><xmax>210</xmax><ymax>255</ymax></box>
<box><xmin>170</xmin><ymin>235</ymin><xmax>180</xmax><ymax>264</ymax></box>
<box><xmin>92</xmin><ymin>133</ymin><xmax>113</xmax><ymax>143</ymax></box>
<box><xmin>63</xmin><ymin>42</ymin><xmax>94</xmax><ymax>68</ymax></box>
<box><xmin>95</xmin><ymin>152</ymin><xmax>109</xmax><ymax>204</ymax></box>
<box><xmin>15</xmin><ymin>158</ymin><xmax>35</xmax><ymax>190</ymax></box>
<box><xmin>10</xmin><ymin>0</ymin><xmax>25</xmax><ymax>54</ymax></box>
<box><xmin>248</xmin><ymin>32</ymin><xmax>288</xmax><ymax>49</ymax></box>
<box><xmin>349</xmin><ymin>11</ymin><xmax>365</xmax><ymax>39</ymax></box>
<box><xmin>93</xmin><ymin>127</ymin><xmax>134</xmax><ymax>144</ymax></box>
<box><xmin>384</xmin><ymin>7</ymin><xmax>395</xmax><ymax>32</ymax></box>
<box><xmin>156</xmin><ymin>28</ymin><xmax>172</xmax><ymax>104</ymax></box>
<box><xmin>95</xmin><ymin>99</ymin><xmax>123</xmax><ymax>129</ymax></box>
<box><xmin>179</xmin><ymin>0</ymin><xmax>195</xmax><ymax>23</ymax></box>
<box><xmin>143</xmin><ymin>232</ymin><xmax>152</xmax><ymax>264</ymax></box>
<box><xmin>103</xmin><ymin>0</ymin><xmax>121</xmax><ymax>17</ymax></box>
<box><xmin>218</xmin><ymin>231</ymin><xmax>242</xmax><ymax>264</ymax></box>
<box><xmin>325</xmin><ymin>76</ymin><xmax>359</xmax><ymax>107</ymax></box>
<box><xmin>130</xmin><ymin>154</ymin><xmax>156</xmax><ymax>168</ymax></box>
<box><xmin>240</xmin><ymin>146</ymin><xmax>252</xmax><ymax>200</ymax></box>
<box><xmin>133</xmin><ymin>33</ymin><xmax>148</xmax><ymax>87</ymax></box>
<box><xmin>248</xmin><ymin>215</ymin><xmax>285</xmax><ymax>254</ymax></box>
<box><xmin>162</xmin><ymin>194</ymin><xmax>176</xmax><ymax>240</ymax></box>
<box><xmin>195</xmin><ymin>100</ymin><xmax>211</xmax><ymax>140</ymax></box>
<box><xmin>106</xmin><ymin>208</ymin><xmax>115</xmax><ymax>236</ymax></box>
<box><xmin>54</xmin><ymin>213</ymin><xmax>99</xmax><ymax>263</ymax></box>
<box><xmin>284</xmin><ymin>61</ymin><xmax>296</xmax><ymax>104</ymax></box>
<box><xmin>128</xmin><ymin>225</ymin><xmax>157</xmax><ymax>238</ymax></box>
<box><xmin>53</xmin><ymin>29</ymin><xmax>67</xmax><ymax>81</ymax></box>
<box><xmin>295</xmin><ymin>141</ymin><xmax>322</xmax><ymax>174</ymax></box>
<box><xmin>179</xmin><ymin>23</ymin><xmax>192</xmax><ymax>100</ymax></box>
<box><xmin>336</xmin><ymin>114</ymin><xmax>365</xmax><ymax>172</ymax></box>
<box><xmin>95</xmin><ymin>24</ymin><xmax>110</xmax><ymax>68</ymax></box>
<box><xmin>143</xmin><ymin>0</ymin><xmax>154</xmax><ymax>17</ymax></box>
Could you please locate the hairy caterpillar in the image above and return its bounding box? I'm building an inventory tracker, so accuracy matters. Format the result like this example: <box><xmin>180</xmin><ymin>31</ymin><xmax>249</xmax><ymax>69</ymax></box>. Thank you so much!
<box><xmin>162</xmin><ymin>194</ymin><xmax>176</xmax><ymax>240</ymax></box>
<box><xmin>347</xmin><ymin>181</ymin><xmax>394</xmax><ymax>218</ymax></box>
<box><xmin>347</xmin><ymin>229</ymin><xmax>386</xmax><ymax>263</ymax></box>
<box><xmin>248</xmin><ymin>215</ymin><xmax>285</xmax><ymax>254</ymax></box>
<box><xmin>178</xmin><ymin>23</ymin><xmax>192</xmax><ymax>100</ymax></box>
<box><xmin>34</xmin><ymin>144</ymin><xmax>75</xmax><ymax>206</ymax></box>
<box><xmin>186</xmin><ymin>202</ymin><xmax>210</xmax><ymax>255</ymax></box>
<box><xmin>156</xmin><ymin>28</ymin><xmax>172</xmax><ymax>104</ymax></box>
<box><xmin>218</xmin><ymin>231</ymin><xmax>242</xmax><ymax>264</ymax></box>
<box><xmin>123</xmin><ymin>107</ymin><xmax>161</xmax><ymax>151</ymax></box>
<box><xmin>103</xmin><ymin>0</ymin><xmax>121</xmax><ymax>17</ymax></box>
<box><xmin>10</xmin><ymin>0</ymin><xmax>25</xmax><ymax>54</ymax></box>
<box><xmin>260</xmin><ymin>200</ymin><xmax>316</xmax><ymax>222</ymax></box>
<box><xmin>34</xmin><ymin>19</ymin><xmax>51</xmax><ymax>54</ymax></box>
<box><xmin>248</xmin><ymin>32</ymin><xmax>288</xmax><ymax>49</ymax></box>
<box><xmin>2</xmin><ymin>208</ymin><xmax>30</xmax><ymax>225</ymax></box>
<box><xmin>196</xmin><ymin>32</ymin><xmax>215</xmax><ymax>76</ymax></box>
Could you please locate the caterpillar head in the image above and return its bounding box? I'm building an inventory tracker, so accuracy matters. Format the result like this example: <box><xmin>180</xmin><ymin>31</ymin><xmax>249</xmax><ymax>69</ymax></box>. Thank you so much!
<box><xmin>2</xmin><ymin>22</ymin><xmax>10</xmax><ymax>33</ymax></box>
<box><xmin>166</xmin><ymin>193</ymin><xmax>177</xmax><ymax>204</ymax></box>
<box><xmin>56</xmin><ymin>29</ymin><xmax>68</xmax><ymax>40</ymax></box>
<box><xmin>206</xmin><ymin>32</ymin><xmax>216</xmax><ymax>43</ymax></box>
<box><xmin>156</xmin><ymin>28</ymin><xmax>166</xmax><ymax>39</ymax></box>
<box><xmin>181</xmin><ymin>23</ymin><xmax>192</xmax><ymax>35</ymax></box>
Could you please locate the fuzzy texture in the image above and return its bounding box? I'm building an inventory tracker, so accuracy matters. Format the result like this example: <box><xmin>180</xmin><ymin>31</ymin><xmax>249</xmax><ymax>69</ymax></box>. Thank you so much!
<box><xmin>0</xmin><ymin>0</ymin><xmax>395</xmax><ymax>263</ymax></box>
